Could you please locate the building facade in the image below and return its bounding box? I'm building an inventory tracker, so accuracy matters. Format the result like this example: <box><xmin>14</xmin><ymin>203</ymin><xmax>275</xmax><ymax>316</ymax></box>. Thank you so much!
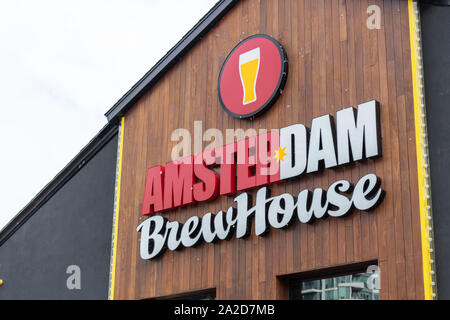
<box><xmin>1</xmin><ymin>0</ymin><xmax>450</xmax><ymax>300</ymax></box>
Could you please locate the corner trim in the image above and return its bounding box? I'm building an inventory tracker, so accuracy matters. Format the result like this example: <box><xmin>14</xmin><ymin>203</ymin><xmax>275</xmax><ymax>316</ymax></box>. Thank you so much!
<box><xmin>108</xmin><ymin>117</ymin><xmax>125</xmax><ymax>300</ymax></box>
<box><xmin>408</xmin><ymin>0</ymin><xmax>437</xmax><ymax>300</ymax></box>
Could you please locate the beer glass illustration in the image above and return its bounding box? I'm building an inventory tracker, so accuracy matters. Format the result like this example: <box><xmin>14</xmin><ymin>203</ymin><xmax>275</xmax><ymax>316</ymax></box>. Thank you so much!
<box><xmin>239</xmin><ymin>47</ymin><xmax>260</xmax><ymax>105</ymax></box>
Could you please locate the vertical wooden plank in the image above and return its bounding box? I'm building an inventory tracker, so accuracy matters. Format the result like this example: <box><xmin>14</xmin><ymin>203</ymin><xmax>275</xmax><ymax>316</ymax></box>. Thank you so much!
<box><xmin>112</xmin><ymin>0</ymin><xmax>425</xmax><ymax>300</ymax></box>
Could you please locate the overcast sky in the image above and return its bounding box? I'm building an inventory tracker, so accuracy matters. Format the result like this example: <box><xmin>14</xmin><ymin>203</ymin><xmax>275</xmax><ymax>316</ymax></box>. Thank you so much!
<box><xmin>0</xmin><ymin>0</ymin><xmax>217</xmax><ymax>230</ymax></box>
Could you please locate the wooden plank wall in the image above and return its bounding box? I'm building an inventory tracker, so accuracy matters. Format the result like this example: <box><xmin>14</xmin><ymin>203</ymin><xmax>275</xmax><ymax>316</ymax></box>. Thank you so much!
<box><xmin>114</xmin><ymin>0</ymin><xmax>424</xmax><ymax>299</ymax></box>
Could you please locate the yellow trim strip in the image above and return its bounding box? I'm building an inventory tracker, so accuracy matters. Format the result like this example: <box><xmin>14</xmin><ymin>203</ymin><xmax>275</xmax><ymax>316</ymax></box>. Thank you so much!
<box><xmin>109</xmin><ymin>116</ymin><xmax>125</xmax><ymax>300</ymax></box>
<box><xmin>104</xmin><ymin>3</ymin><xmax>435</xmax><ymax>301</ymax></box>
<box><xmin>408</xmin><ymin>0</ymin><xmax>435</xmax><ymax>300</ymax></box>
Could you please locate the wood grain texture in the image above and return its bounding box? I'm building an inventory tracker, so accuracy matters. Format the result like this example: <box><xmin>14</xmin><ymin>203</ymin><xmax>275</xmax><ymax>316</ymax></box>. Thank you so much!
<box><xmin>114</xmin><ymin>0</ymin><xmax>423</xmax><ymax>300</ymax></box>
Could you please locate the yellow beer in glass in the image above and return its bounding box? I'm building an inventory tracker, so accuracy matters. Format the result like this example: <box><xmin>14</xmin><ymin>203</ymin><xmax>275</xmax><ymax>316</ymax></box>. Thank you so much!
<box><xmin>239</xmin><ymin>48</ymin><xmax>260</xmax><ymax>105</ymax></box>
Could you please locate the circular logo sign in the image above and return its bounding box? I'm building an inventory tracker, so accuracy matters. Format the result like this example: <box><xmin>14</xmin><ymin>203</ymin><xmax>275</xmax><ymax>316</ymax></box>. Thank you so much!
<box><xmin>218</xmin><ymin>34</ymin><xmax>288</xmax><ymax>119</ymax></box>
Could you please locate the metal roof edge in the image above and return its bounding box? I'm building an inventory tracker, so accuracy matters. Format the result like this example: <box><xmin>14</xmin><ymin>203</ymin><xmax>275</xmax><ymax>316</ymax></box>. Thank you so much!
<box><xmin>104</xmin><ymin>0</ymin><xmax>239</xmax><ymax>123</ymax></box>
<box><xmin>0</xmin><ymin>122</ymin><xmax>119</xmax><ymax>247</ymax></box>
<box><xmin>0</xmin><ymin>0</ymin><xmax>239</xmax><ymax>246</ymax></box>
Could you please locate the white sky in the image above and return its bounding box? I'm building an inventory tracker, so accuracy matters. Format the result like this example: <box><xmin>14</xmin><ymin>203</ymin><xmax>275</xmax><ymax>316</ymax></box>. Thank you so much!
<box><xmin>0</xmin><ymin>0</ymin><xmax>217</xmax><ymax>230</ymax></box>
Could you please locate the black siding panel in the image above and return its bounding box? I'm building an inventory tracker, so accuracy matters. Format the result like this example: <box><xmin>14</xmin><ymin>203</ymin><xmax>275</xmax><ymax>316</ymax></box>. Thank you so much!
<box><xmin>0</xmin><ymin>134</ymin><xmax>117</xmax><ymax>299</ymax></box>
<box><xmin>420</xmin><ymin>3</ymin><xmax>450</xmax><ymax>299</ymax></box>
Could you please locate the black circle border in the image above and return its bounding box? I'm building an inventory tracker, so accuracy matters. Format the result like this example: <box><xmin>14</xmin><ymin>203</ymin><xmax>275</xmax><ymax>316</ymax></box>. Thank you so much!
<box><xmin>217</xmin><ymin>34</ymin><xmax>289</xmax><ymax>120</ymax></box>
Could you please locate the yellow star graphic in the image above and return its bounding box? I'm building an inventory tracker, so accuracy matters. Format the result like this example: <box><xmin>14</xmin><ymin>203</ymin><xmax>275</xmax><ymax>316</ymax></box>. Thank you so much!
<box><xmin>274</xmin><ymin>146</ymin><xmax>288</xmax><ymax>162</ymax></box>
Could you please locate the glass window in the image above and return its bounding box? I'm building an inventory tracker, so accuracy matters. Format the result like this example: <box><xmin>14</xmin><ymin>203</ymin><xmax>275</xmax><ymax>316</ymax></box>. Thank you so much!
<box><xmin>289</xmin><ymin>265</ymin><xmax>380</xmax><ymax>300</ymax></box>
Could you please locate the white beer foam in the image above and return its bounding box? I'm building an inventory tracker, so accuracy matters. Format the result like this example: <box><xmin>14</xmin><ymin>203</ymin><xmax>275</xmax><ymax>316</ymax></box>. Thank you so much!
<box><xmin>239</xmin><ymin>47</ymin><xmax>260</xmax><ymax>64</ymax></box>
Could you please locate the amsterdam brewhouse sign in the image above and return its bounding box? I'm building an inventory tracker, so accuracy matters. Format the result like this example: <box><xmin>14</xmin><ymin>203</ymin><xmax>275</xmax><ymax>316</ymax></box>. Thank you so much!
<box><xmin>136</xmin><ymin>35</ymin><xmax>385</xmax><ymax>260</ymax></box>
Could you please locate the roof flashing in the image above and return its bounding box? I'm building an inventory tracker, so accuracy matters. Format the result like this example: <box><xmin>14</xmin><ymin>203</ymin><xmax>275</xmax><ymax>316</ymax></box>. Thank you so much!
<box><xmin>104</xmin><ymin>0</ymin><xmax>239</xmax><ymax>123</ymax></box>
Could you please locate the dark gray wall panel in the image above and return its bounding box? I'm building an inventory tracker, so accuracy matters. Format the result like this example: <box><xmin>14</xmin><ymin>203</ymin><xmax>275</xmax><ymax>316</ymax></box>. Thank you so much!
<box><xmin>0</xmin><ymin>134</ymin><xmax>117</xmax><ymax>299</ymax></box>
<box><xmin>420</xmin><ymin>3</ymin><xmax>450</xmax><ymax>300</ymax></box>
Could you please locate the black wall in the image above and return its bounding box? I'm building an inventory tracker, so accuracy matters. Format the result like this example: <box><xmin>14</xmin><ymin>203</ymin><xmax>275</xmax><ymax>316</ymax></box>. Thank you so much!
<box><xmin>0</xmin><ymin>134</ymin><xmax>117</xmax><ymax>299</ymax></box>
<box><xmin>420</xmin><ymin>3</ymin><xmax>450</xmax><ymax>300</ymax></box>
